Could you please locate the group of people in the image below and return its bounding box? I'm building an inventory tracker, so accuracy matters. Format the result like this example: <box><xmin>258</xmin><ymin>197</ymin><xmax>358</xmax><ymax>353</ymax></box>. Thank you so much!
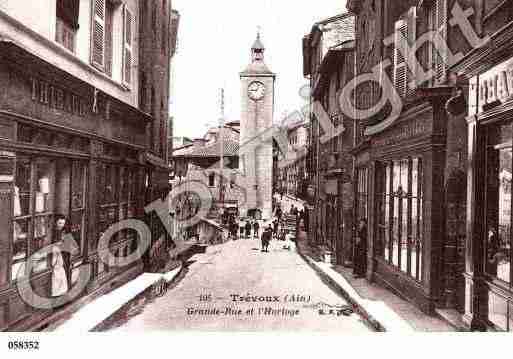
<box><xmin>239</xmin><ymin>219</ymin><xmax>261</xmax><ymax>240</ymax></box>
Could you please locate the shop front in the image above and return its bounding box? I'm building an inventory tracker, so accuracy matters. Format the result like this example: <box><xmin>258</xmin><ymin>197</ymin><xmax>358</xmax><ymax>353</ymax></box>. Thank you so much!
<box><xmin>0</xmin><ymin>41</ymin><xmax>152</xmax><ymax>331</ymax></box>
<box><xmin>367</xmin><ymin>94</ymin><xmax>452</xmax><ymax>314</ymax></box>
<box><xmin>460</xmin><ymin>37</ymin><xmax>513</xmax><ymax>331</ymax></box>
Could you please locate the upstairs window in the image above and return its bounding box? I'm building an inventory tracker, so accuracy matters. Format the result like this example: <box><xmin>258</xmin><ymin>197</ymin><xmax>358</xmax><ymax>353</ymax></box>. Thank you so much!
<box><xmin>393</xmin><ymin>7</ymin><xmax>417</xmax><ymax>98</ymax></box>
<box><xmin>91</xmin><ymin>0</ymin><xmax>106</xmax><ymax>69</ymax></box>
<box><xmin>56</xmin><ymin>0</ymin><xmax>80</xmax><ymax>52</ymax></box>
<box><xmin>427</xmin><ymin>0</ymin><xmax>448</xmax><ymax>84</ymax></box>
<box><xmin>122</xmin><ymin>5</ymin><xmax>134</xmax><ymax>86</ymax></box>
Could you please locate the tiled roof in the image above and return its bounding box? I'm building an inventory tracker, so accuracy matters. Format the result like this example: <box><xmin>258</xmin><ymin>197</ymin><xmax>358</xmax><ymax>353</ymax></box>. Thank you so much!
<box><xmin>174</xmin><ymin>139</ymin><xmax>239</xmax><ymax>158</ymax></box>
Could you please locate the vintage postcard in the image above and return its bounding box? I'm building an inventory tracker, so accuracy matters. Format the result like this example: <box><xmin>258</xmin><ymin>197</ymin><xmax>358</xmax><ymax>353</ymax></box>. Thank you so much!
<box><xmin>0</xmin><ymin>1</ymin><xmax>511</xmax><ymax>353</ymax></box>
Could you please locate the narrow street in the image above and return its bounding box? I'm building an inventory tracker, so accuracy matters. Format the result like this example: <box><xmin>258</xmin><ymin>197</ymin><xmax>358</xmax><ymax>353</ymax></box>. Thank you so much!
<box><xmin>106</xmin><ymin>238</ymin><xmax>371</xmax><ymax>332</ymax></box>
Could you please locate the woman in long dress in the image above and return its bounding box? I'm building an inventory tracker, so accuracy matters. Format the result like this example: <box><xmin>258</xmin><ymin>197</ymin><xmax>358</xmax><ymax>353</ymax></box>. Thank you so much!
<box><xmin>51</xmin><ymin>246</ymin><xmax>69</xmax><ymax>297</ymax></box>
<box><xmin>52</xmin><ymin>216</ymin><xmax>71</xmax><ymax>297</ymax></box>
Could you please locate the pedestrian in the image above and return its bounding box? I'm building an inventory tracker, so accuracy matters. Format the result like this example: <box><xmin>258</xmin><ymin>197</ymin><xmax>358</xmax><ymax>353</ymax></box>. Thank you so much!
<box><xmin>239</xmin><ymin>218</ymin><xmax>245</xmax><ymax>239</ymax></box>
<box><xmin>231</xmin><ymin>221</ymin><xmax>238</xmax><ymax>241</ymax></box>
<box><xmin>283</xmin><ymin>230</ymin><xmax>294</xmax><ymax>250</ymax></box>
<box><xmin>486</xmin><ymin>225</ymin><xmax>501</xmax><ymax>277</ymax></box>
<box><xmin>253</xmin><ymin>220</ymin><xmax>260</xmax><ymax>239</ymax></box>
<box><xmin>52</xmin><ymin>215</ymin><xmax>72</xmax><ymax>296</ymax></box>
<box><xmin>276</xmin><ymin>206</ymin><xmax>282</xmax><ymax>222</ymax></box>
<box><xmin>261</xmin><ymin>227</ymin><xmax>271</xmax><ymax>253</ymax></box>
<box><xmin>273</xmin><ymin>219</ymin><xmax>279</xmax><ymax>238</ymax></box>
<box><xmin>245</xmin><ymin>220</ymin><xmax>252</xmax><ymax>239</ymax></box>
<box><xmin>290</xmin><ymin>205</ymin><xmax>295</xmax><ymax>215</ymax></box>
<box><xmin>354</xmin><ymin>219</ymin><xmax>368</xmax><ymax>278</ymax></box>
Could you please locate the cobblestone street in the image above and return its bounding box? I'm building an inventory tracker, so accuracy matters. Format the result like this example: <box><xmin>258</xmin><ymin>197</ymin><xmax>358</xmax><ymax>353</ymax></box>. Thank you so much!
<box><xmin>107</xmin><ymin>238</ymin><xmax>371</xmax><ymax>332</ymax></box>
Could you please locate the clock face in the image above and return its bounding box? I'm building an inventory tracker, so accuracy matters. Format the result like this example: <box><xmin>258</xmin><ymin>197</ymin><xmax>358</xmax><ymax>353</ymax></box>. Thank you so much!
<box><xmin>248</xmin><ymin>81</ymin><xmax>266</xmax><ymax>101</ymax></box>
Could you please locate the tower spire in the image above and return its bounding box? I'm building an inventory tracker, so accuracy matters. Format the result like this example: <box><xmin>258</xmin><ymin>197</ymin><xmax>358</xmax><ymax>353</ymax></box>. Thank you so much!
<box><xmin>251</xmin><ymin>28</ymin><xmax>265</xmax><ymax>62</ymax></box>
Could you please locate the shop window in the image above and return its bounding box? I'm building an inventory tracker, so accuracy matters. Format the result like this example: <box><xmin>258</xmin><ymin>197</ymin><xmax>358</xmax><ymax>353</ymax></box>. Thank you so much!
<box><xmin>98</xmin><ymin>164</ymin><xmax>139</xmax><ymax>260</ymax></box>
<box><xmin>356</xmin><ymin>167</ymin><xmax>368</xmax><ymax>223</ymax></box>
<box><xmin>98</xmin><ymin>164</ymin><xmax>119</xmax><ymax>249</ymax></box>
<box><xmin>12</xmin><ymin>158</ymin><xmax>56</xmax><ymax>281</ymax></box>
<box><xmin>488</xmin><ymin>292</ymin><xmax>509</xmax><ymax>331</ymax></box>
<box><xmin>485</xmin><ymin>122</ymin><xmax>512</xmax><ymax>285</ymax></box>
<box><xmin>378</xmin><ymin>158</ymin><xmax>423</xmax><ymax>282</ymax></box>
<box><xmin>70</xmin><ymin>161</ymin><xmax>86</xmax><ymax>255</ymax></box>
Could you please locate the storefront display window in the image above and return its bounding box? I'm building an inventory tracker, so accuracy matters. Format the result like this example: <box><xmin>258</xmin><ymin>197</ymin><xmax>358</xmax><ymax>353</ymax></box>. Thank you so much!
<box><xmin>98</xmin><ymin>163</ymin><xmax>139</xmax><ymax>263</ymax></box>
<box><xmin>356</xmin><ymin>168</ymin><xmax>368</xmax><ymax>224</ymax></box>
<box><xmin>98</xmin><ymin>164</ymin><xmax>119</xmax><ymax>250</ymax></box>
<box><xmin>486</xmin><ymin>122</ymin><xmax>512</xmax><ymax>285</ymax></box>
<box><xmin>378</xmin><ymin>157</ymin><xmax>423</xmax><ymax>282</ymax></box>
<box><xmin>488</xmin><ymin>291</ymin><xmax>509</xmax><ymax>331</ymax></box>
<box><xmin>12</xmin><ymin>157</ymin><xmax>56</xmax><ymax>281</ymax></box>
<box><xmin>71</xmin><ymin>161</ymin><xmax>86</xmax><ymax>255</ymax></box>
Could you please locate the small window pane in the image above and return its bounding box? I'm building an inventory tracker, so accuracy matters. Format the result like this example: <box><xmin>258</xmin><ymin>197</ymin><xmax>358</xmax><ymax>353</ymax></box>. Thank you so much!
<box><xmin>488</xmin><ymin>291</ymin><xmax>508</xmax><ymax>331</ymax></box>
<box><xmin>15</xmin><ymin>158</ymin><xmax>31</xmax><ymax>217</ymax></box>
<box><xmin>12</xmin><ymin>219</ymin><xmax>29</xmax><ymax>280</ymax></box>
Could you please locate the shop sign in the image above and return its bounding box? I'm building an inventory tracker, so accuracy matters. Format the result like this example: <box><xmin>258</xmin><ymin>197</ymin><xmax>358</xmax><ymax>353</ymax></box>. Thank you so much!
<box><xmin>469</xmin><ymin>57</ymin><xmax>513</xmax><ymax>115</ymax></box>
<box><xmin>373</xmin><ymin>117</ymin><xmax>430</xmax><ymax>148</ymax></box>
<box><xmin>31</xmin><ymin>77</ymin><xmax>87</xmax><ymax>117</ymax></box>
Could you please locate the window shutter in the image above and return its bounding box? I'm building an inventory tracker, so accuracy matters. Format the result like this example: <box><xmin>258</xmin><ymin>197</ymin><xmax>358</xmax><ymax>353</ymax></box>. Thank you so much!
<box><xmin>91</xmin><ymin>0</ymin><xmax>106</xmax><ymax>69</ymax></box>
<box><xmin>123</xmin><ymin>5</ymin><xmax>133</xmax><ymax>86</ymax></box>
<box><xmin>434</xmin><ymin>0</ymin><xmax>447</xmax><ymax>83</ymax></box>
<box><xmin>406</xmin><ymin>7</ymin><xmax>417</xmax><ymax>97</ymax></box>
<box><xmin>393</xmin><ymin>19</ymin><xmax>408</xmax><ymax>98</ymax></box>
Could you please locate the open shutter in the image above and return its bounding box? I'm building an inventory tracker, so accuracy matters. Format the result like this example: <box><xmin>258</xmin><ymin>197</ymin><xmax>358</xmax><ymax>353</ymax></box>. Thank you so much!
<box><xmin>394</xmin><ymin>18</ymin><xmax>408</xmax><ymax>98</ymax></box>
<box><xmin>91</xmin><ymin>0</ymin><xmax>106</xmax><ymax>69</ymax></box>
<box><xmin>434</xmin><ymin>0</ymin><xmax>447</xmax><ymax>83</ymax></box>
<box><xmin>406</xmin><ymin>7</ymin><xmax>417</xmax><ymax>97</ymax></box>
<box><xmin>123</xmin><ymin>5</ymin><xmax>133</xmax><ymax>87</ymax></box>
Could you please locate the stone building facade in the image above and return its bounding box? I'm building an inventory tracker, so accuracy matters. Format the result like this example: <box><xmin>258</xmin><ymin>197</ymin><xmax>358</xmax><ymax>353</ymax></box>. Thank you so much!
<box><xmin>0</xmin><ymin>0</ymin><xmax>177</xmax><ymax>331</ymax></box>
<box><xmin>303</xmin><ymin>13</ymin><xmax>355</xmax><ymax>265</ymax></box>
<box><xmin>347</xmin><ymin>0</ymin><xmax>478</xmax><ymax>316</ymax></box>
<box><xmin>452</xmin><ymin>0</ymin><xmax>513</xmax><ymax>331</ymax></box>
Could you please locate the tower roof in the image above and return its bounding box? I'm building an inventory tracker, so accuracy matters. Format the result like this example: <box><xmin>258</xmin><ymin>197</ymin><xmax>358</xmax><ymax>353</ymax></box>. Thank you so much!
<box><xmin>252</xmin><ymin>32</ymin><xmax>265</xmax><ymax>50</ymax></box>
<box><xmin>242</xmin><ymin>31</ymin><xmax>274</xmax><ymax>76</ymax></box>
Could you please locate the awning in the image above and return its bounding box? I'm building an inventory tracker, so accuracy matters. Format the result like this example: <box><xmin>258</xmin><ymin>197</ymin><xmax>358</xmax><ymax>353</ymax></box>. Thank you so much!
<box><xmin>145</xmin><ymin>152</ymin><xmax>170</xmax><ymax>171</ymax></box>
<box><xmin>200</xmin><ymin>218</ymin><xmax>224</xmax><ymax>231</ymax></box>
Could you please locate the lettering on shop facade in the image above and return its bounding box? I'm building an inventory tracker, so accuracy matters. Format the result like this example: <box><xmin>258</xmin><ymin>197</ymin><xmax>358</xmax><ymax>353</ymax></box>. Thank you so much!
<box><xmin>469</xmin><ymin>57</ymin><xmax>513</xmax><ymax>115</ymax></box>
<box><xmin>373</xmin><ymin>117</ymin><xmax>430</xmax><ymax>148</ymax></box>
<box><xmin>30</xmin><ymin>77</ymin><xmax>87</xmax><ymax>117</ymax></box>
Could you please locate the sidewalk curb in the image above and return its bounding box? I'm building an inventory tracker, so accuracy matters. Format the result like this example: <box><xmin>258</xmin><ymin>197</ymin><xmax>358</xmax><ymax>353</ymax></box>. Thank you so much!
<box><xmin>297</xmin><ymin>250</ymin><xmax>386</xmax><ymax>332</ymax></box>
<box><xmin>52</xmin><ymin>264</ymin><xmax>185</xmax><ymax>332</ymax></box>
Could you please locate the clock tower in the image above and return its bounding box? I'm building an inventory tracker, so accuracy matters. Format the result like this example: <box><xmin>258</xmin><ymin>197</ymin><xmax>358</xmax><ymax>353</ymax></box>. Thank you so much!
<box><xmin>239</xmin><ymin>32</ymin><xmax>275</xmax><ymax>220</ymax></box>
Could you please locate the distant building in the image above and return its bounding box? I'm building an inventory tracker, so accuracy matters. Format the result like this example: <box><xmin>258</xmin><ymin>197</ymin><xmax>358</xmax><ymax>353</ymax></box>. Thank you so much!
<box><xmin>171</xmin><ymin>124</ymin><xmax>242</xmax><ymax>244</ymax></box>
<box><xmin>303</xmin><ymin>13</ymin><xmax>356</xmax><ymax>265</ymax></box>
<box><xmin>239</xmin><ymin>33</ymin><xmax>275</xmax><ymax>220</ymax></box>
<box><xmin>172</xmin><ymin>136</ymin><xmax>193</xmax><ymax>151</ymax></box>
<box><xmin>277</xmin><ymin>120</ymin><xmax>309</xmax><ymax>199</ymax></box>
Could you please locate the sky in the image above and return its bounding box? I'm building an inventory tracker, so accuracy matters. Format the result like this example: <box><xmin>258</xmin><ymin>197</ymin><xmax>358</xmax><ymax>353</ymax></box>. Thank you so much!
<box><xmin>170</xmin><ymin>0</ymin><xmax>347</xmax><ymax>139</ymax></box>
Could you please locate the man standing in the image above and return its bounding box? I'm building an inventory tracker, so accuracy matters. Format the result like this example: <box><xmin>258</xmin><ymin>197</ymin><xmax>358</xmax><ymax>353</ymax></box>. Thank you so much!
<box><xmin>253</xmin><ymin>220</ymin><xmax>260</xmax><ymax>239</ymax></box>
<box><xmin>354</xmin><ymin>219</ymin><xmax>368</xmax><ymax>278</ymax></box>
<box><xmin>261</xmin><ymin>226</ymin><xmax>271</xmax><ymax>253</ymax></box>
<box><xmin>245</xmin><ymin>220</ymin><xmax>252</xmax><ymax>239</ymax></box>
